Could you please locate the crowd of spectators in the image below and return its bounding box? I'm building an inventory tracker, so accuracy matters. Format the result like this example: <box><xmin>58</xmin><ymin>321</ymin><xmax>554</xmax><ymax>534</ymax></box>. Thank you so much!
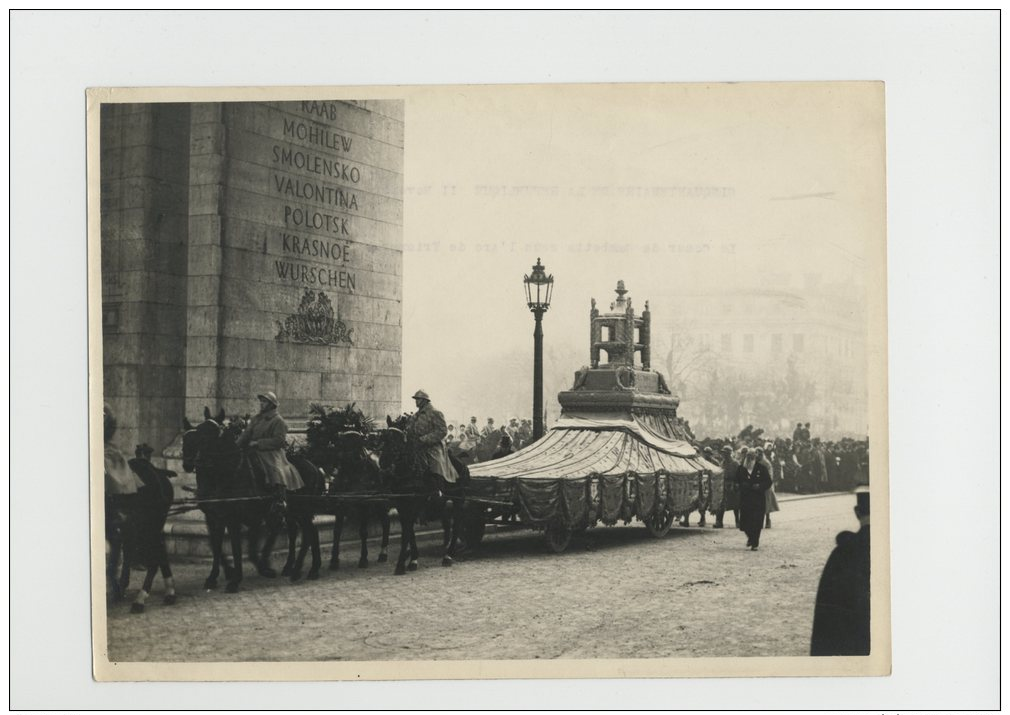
<box><xmin>700</xmin><ymin>421</ymin><xmax>869</xmax><ymax>494</ymax></box>
<box><xmin>444</xmin><ymin>416</ymin><xmax>534</xmax><ymax>463</ymax></box>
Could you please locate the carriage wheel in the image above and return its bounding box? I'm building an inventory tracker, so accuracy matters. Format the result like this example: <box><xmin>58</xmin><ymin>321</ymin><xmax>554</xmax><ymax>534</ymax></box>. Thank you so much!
<box><xmin>544</xmin><ymin>520</ymin><xmax>572</xmax><ymax>554</ymax></box>
<box><xmin>644</xmin><ymin>508</ymin><xmax>674</xmax><ymax>538</ymax></box>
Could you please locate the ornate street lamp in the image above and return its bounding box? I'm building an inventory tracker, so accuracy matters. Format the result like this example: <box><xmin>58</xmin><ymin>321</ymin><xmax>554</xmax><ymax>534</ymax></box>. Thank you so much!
<box><xmin>523</xmin><ymin>258</ymin><xmax>554</xmax><ymax>440</ymax></box>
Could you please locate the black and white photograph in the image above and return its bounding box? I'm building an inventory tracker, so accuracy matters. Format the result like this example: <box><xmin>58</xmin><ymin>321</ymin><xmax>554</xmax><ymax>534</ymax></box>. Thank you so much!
<box><xmin>10</xmin><ymin>10</ymin><xmax>998</xmax><ymax>709</ymax></box>
<box><xmin>90</xmin><ymin>83</ymin><xmax>888</xmax><ymax>679</ymax></box>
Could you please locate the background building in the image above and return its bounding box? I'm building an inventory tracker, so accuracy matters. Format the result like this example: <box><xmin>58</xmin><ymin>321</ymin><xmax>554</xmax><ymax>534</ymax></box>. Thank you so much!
<box><xmin>659</xmin><ymin>273</ymin><xmax>867</xmax><ymax>439</ymax></box>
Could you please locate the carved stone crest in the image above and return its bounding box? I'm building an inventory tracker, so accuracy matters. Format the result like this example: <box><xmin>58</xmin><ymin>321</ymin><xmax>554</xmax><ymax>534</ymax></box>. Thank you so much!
<box><xmin>275</xmin><ymin>288</ymin><xmax>353</xmax><ymax>346</ymax></box>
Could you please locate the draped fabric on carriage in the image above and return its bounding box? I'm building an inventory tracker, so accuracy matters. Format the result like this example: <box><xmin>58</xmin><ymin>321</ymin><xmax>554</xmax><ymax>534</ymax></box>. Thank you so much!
<box><xmin>467</xmin><ymin>420</ymin><xmax>721</xmax><ymax>528</ymax></box>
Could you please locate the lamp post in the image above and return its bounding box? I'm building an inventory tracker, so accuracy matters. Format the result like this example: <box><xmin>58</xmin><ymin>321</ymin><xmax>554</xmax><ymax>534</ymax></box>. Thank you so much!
<box><xmin>523</xmin><ymin>258</ymin><xmax>554</xmax><ymax>440</ymax></box>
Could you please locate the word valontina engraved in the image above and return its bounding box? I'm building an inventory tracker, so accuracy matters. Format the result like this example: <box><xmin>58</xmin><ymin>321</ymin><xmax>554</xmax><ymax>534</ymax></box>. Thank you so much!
<box><xmin>273</xmin><ymin>175</ymin><xmax>359</xmax><ymax>211</ymax></box>
<box><xmin>275</xmin><ymin>288</ymin><xmax>354</xmax><ymax>346</ymax></box>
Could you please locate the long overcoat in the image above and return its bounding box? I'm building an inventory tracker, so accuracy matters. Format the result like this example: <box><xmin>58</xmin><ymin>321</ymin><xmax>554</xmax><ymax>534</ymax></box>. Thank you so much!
<box><xmin>811</xmin><ymin>525</ymin><xmax>871</xmax><ymax>655</ymax></box>
<box><xmin>736</xmin><ymin>461</ymin><xmax>772</xmax><ymax>534</ymax></box>
<box><xmin>721</xmin><ymin>457</ymin><xmax>740</xmax><ymax>511</ymax></box>
<box><xmin>237</xmin><ymin>408</ymin><xmax>304</xmax><ymax>490</ymax></box>
<box><xmin>407</xmin><ymin>402</ymin><xmax>458</xmax><ymax>483</ymax></box>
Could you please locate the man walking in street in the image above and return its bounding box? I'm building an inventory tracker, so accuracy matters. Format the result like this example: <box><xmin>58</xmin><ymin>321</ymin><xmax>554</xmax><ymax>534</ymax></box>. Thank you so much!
<box><xmin>736</xmin><ymin>447</ymin><xmax>772</xmax><ymax>550</ymax></box>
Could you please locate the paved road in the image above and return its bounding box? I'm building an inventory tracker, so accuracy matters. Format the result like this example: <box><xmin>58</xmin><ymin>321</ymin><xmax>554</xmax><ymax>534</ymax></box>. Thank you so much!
<box><xmin>105</xmin><ymin>493</ymin><xmax>857</xmax><ymax>662</ymax></box>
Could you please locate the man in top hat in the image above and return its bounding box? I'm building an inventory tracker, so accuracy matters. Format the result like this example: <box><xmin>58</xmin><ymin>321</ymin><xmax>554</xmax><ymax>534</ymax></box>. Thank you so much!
<box><xmin>237</xmin><ymin>391</ymin><xmax>304</xmax><ymax>492</ymax></box>
<box><xmin>406</xmin><ymin>390</ymin><xmax>458</xmax><ymax>487</ymax></box>
<box><xmin>811</xmin><ymin>485</ymin><xmax>871</xmax><ymax>656</ymax></box>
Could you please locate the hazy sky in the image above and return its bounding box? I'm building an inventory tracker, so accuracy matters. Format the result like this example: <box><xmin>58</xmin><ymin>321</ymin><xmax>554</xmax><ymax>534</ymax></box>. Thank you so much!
<box><xmin>399</xmin><ymin>83</ymin><xmax>884</xmax><ymax>424</ymax></box>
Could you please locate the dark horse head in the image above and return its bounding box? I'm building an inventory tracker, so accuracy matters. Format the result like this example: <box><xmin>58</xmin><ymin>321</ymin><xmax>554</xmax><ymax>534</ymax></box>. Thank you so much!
<box><xmin>327</xmin><ymin>430</ymin><xmax>384</xmax><ymax>494</ymax></box>
<box><xmin>377</xmin><ymin>420</ymin><xmax>438</xmax><ymax>495</ymax></box>
<box><xmin>181</xmin><ymin>407</ymin><xmax>252</xmax><ymax>497</ymax></box>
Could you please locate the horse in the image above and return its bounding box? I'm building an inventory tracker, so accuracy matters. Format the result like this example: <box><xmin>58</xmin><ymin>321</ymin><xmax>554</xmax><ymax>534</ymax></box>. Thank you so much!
<box><xmin>325</xmin><ymin>430</ymin><xmax>391</xmax><ymax>571</ymax></box>
<box><xmin>103</xmin><ymin>411</ymin><xmax>176</xmax><ymax>611</ymax></box>
<box><xmin>181</xmin><ymin>407</ymin><xmax>288</xmax><ymax>593</ymax></box>
<box><xmin>120</xmin><ymin>445</ymin><xmax>178</xmax><ymax>613</ymax></box>
<box><xmin>377</xmin><ymin>418</ymin><xmax>469</xmax><ymax>575</ymax></box>
<box><xmin>279</xmin><ymin>451</ymin><xmax>326</xmax><ymax>582</ymax></box>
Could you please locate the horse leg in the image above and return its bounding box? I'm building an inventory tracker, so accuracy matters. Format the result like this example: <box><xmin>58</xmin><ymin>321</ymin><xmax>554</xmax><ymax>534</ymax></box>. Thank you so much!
<box><xmin>310</xmin><ymin>519</ymin><xmax>322</xmax><ymax>578</ymax></box>
<box><xmin>159</xmin><ymin>544</ymin><xmax>177</xmax><ymax>606</ymax></box>
<box><xmin>296</xmin><ymin>515</ymin><xmax>320</xmax><ymax>580</ymax></box>
<box><xmin>394</xmin><ymin>501</ymin><xmax>411</xmax><ymax>575</ymax></box>
<box><xmin>407</xmin><ymin>505</ymin><xmax>420</xmax><ymax>572</ymax></box>
<box><xmin>130</xmin><ymin>563</ymin><xmax>159</xmax><ymax>614</ymax></box>
<box><xmin>226</xmin><ymin>522</ymin><xmax>244</xmax><ymax>593</ymax></box>
<box><xmin>254</xmin><ymin>519</ymin><xmax>279</xmax><ymax>579</ymax></box>
<box><xmin>358</xmin><ymin>514</ymin><xmax>369</xmax><ymax>568</ymax></box>
<box><xmin>106</xmin><ymin>526</ymin><xmax>125</xmax><ymax>602</ymax></box>
<box><xmin>377</xmin><ymin>509</ymin><xmax>390</xmax><ymax>563</ymax></box>
<box><xmin>282</xmin><ymin>515</ymin><xmax>298</xmax><ymax>578</ymax></box>
<box><xmin>442</xmin><ymin>496</ymin><xmax>463</xmax><ymax>566</ymax></box>
<box><xmin>118</xmin><ymin>519</ymin><xmax>135</xmax><ymax>596</ymax></box>
<box><xmin>329</xmin><ymin>511</ymin><xmax>343</xmax><ymax>571</ymax></box>
<box><xmin>440</xmin><ymin>497</ymin><xmax>451</xmax><ymax>548</ymax></box>
<box><xmin>204</xmin><ymin>514</ymin><xmax>227</xmax><ymax>589</ymax></box>
<box><xmin>282</xmin><ymin>517</ymin><xmax>296</xmax><ymax>585</ymax></box>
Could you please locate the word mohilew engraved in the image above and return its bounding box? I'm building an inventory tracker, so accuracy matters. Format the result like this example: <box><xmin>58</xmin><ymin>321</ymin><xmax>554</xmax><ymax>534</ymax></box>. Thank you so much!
<box><xmin>282</xmin><ymin>116</ymin><xmax>354</xmax><ymax>153</ymax></box>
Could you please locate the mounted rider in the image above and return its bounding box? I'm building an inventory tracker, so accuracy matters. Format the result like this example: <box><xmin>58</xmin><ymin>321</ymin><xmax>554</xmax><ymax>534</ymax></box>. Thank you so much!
<box><xmin>236</xmin><ymin>391</ymin><xmax>304</xmax><ymax>493</ymax></box>
<box><xmin>406</xmin><ymin>389</ymin><xmax>459</xmax><ymax>488</ymax></box>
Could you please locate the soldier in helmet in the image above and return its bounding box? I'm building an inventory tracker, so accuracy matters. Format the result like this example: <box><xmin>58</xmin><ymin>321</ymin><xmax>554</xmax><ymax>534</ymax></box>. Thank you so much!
<box><xmin>464</xmin><ymin>416</ymin><xmax>481</xmax><ymax>441</ymax></box>
<box><xmin>811</xmin><ymin>485</ymin><xmax>871</xmax><ymax>655</ymax></box>
<box><xmin>236</xmin><ymin>390</ymin><xmax>305</xmax><ymax>494</ymax></box>
<box><xmin>406</xmin><ymin>390</ymin><xmax>459</xmax><ymax>488</ymax></box>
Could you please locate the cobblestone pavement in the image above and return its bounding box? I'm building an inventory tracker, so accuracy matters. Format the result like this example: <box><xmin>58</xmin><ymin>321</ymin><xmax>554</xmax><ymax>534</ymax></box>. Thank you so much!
<box><xmin>105</xmin><ymin>493</ymin><xmax>855</xmax><ymax>662</ymax></box>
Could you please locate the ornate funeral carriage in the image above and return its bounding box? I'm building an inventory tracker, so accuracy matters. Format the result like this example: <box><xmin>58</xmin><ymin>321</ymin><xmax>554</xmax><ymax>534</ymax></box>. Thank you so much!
<box><xmin>465</xmin><ymin>282</ymin><xmax>722</xmax><ymax>553</ymax></box>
